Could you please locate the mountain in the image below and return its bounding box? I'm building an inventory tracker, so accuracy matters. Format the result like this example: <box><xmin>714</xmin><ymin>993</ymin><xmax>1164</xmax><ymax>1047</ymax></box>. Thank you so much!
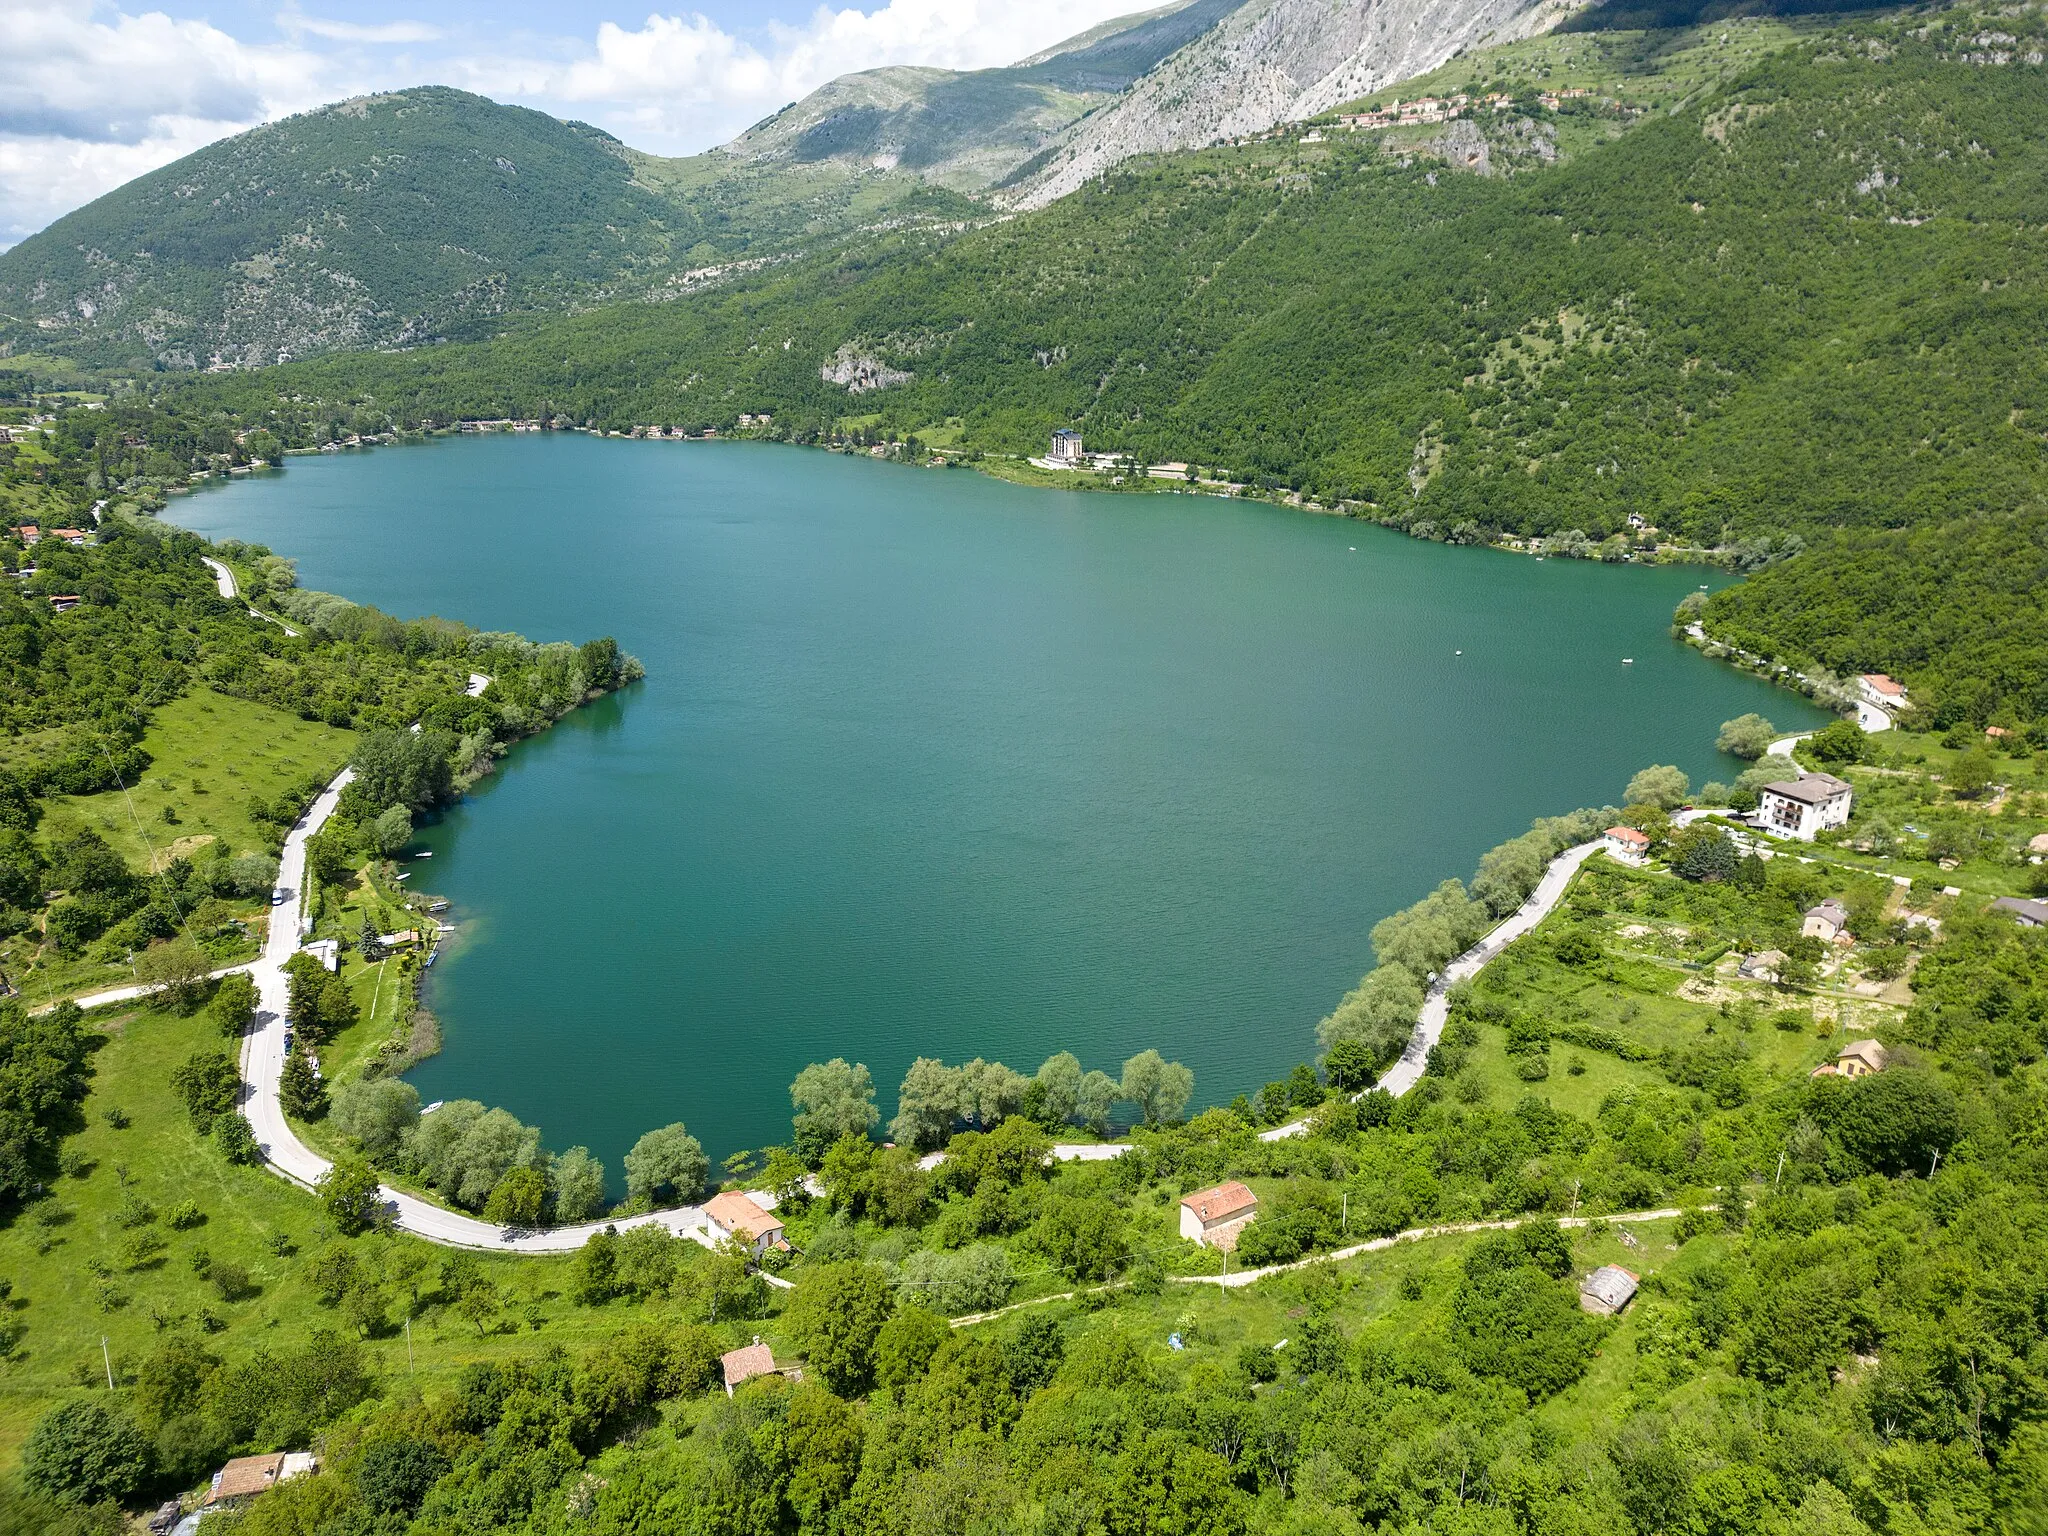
<box><xmin>1002</xmin><ymin>0</ymin><xmax>1571</xmax><ymax>205</ymax></box>
<box><xmin>717</xmin><ymin>0</ymin><xmax>1255</xmax><ymax>191</ymax></box>
<box><xmin>0</xmin><ymin>3</ymin><xmax>1254</xmax><ymax>371</ymax></box>
<box><xmin>0</xmin><ymin>0</ymin><xmax>1570</xmax><ymax>370</ymax></box>
<box><xmin>0</xmin><ymin>89</ymin><xmax>705</xmax><ymax>371</ymax></box>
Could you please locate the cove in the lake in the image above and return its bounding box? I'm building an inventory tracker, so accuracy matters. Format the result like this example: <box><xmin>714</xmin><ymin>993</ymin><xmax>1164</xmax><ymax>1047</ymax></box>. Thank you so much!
<box><xmin>179</xmin><ymin>434</ymin><xmax>1828</xmax><ymax>1166</ymax></box>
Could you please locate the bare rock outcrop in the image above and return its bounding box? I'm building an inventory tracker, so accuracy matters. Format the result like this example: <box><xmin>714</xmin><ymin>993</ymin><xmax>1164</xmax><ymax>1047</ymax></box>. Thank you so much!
<box><xmin>1005</xmin><ymin>0</ymin><xmax>1579</xmax><ymax>208</ymax></box>
<box><xmin>821</xmin><ymin>343</ymin><xmax>914</xmax><ymax>393</ymax></box>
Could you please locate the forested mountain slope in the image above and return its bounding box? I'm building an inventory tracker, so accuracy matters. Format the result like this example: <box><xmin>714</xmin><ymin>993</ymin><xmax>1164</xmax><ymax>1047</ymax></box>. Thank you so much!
<box><xmin>0</xmin><ymin>3</ymin><xmax>1256</xmax><ymax>371</ymax></box>
<box><xmin>0</xmin><ymin>89</ymin><xmax>717</xmax><ymax>371</ymax></box>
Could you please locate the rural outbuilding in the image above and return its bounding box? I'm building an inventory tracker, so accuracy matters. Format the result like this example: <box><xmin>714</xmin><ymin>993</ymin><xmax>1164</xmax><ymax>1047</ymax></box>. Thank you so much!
<box><xmin>1579</xmin><ymin>1265</ymin><xmax>1640</xmax><ymax>1315</ymax></box>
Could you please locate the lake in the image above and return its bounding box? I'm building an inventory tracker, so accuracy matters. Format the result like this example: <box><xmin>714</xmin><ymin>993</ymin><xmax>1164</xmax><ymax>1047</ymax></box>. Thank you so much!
<box><xmin>179</xmin><ymin>434</ymin><xmax>1826</xmax><ymax>1168</ymax></box>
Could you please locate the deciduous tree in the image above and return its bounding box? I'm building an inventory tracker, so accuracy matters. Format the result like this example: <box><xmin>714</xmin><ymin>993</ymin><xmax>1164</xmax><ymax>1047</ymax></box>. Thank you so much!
<box><xmin>622</xmin><ymin>1122</ymin><xmax>707</xmax><ymax>1206</ymax></box>
<box><xmin>790</xmin><ymin>1058</ymin><xmax>879</xmax><ymax>1165</ymax></box>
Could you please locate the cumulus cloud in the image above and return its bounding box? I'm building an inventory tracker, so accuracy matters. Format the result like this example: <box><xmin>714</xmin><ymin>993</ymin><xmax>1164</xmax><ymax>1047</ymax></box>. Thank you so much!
<box><xmin>0</xmin><ymin>1</ymin><xmax>355</xmax><ymax>243</ymax></box>
<box><xmin>457</xmin><ymin>1</ymin><xmax>1146</xmax><ymax>147</ymax></box>
<box><xmin>1</xmin><ymin>0</ymin><xmax>1147</xmax><ymax>247</ymax></box>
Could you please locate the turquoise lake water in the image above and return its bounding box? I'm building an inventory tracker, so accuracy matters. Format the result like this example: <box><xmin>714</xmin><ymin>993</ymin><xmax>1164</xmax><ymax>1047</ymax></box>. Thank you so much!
<box><xmin>179</xmin><ymin>434</ymin><xmax>1827</xmax><ymax>1168</ymax></box>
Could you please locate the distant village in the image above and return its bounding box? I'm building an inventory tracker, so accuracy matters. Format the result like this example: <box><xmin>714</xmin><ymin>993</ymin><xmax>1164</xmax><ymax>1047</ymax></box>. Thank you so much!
<box><xmin>1335</xmin><ymin>87</ymin><xmax>1592</xmax><ymax>130</ymax></box>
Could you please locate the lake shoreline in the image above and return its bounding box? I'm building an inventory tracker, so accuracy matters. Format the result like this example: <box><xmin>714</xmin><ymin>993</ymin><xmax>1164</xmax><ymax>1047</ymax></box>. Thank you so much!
<box><xmin>172</xmin><ymin>428</ymin><xmax>1832</xmax><ymax>1160</ymax></box>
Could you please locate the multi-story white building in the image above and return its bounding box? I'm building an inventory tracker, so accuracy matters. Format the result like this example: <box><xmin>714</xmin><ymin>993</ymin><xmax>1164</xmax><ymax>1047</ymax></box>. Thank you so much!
<box><xmin>1756</xmin><ymin>774</ymin><xmax>1853</xmax><ymax>841</ymax></box>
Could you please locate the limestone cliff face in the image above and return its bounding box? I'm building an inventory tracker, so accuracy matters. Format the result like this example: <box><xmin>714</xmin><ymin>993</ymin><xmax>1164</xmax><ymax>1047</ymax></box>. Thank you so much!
<box><xmin>1004</xmin><ymin>0</ymin><xmax>1577</xmax><ymax>208</ymax></box>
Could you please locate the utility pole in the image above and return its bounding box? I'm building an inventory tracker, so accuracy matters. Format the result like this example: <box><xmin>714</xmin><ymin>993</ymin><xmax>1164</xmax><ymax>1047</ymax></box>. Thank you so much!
<box><xmin>1341</xmin><ymin>1192</ymin><xmax>1348</xmax><ymax>1235</ymax></box>
<box><xmin>101</xmin><ymin>1337</ymin><xmax>114</xmax><ymax>1390</ymax></box>
<box><xmin>1775</xmin><ymin>1150</ymin><xmax>1786</xmax><ymax>1189</ymax></box>
<box><xmin>405</xmin><ymin>1316</ymin><xmax>415</xmax><ymax>1375</ymax></box>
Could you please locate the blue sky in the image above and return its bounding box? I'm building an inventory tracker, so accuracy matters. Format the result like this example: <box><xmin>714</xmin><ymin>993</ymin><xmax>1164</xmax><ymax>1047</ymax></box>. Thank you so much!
<box><xmin>0</xmin><ymin>0</ymin><xmax>1147</xmax><ymax>246</ymax></box>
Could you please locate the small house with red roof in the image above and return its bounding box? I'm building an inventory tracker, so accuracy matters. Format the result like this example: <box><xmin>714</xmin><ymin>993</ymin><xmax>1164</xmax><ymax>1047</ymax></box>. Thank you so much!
<box><xmin>1603</xmin><ymin>826</ymin><xmax>1651</xmax><ymax>865</ymax></box>
<box><xmin>1179</xmin><ymin>1181</ymin><xmax>1259</xmax><ymax>1251</ymax></box>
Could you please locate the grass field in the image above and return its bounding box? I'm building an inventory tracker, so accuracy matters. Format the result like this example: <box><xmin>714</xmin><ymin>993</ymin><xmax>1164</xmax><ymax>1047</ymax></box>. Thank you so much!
<box><xmin>1</xmin><ymin>689</ymin><xmax>355</xmax><ymax>1005</ymax></box>
<box><xmin>0</xmin><ymin>992</ymin><xmax>716</xmax><ymax>1472</ymax></box>
<box><xmin>36</xmin><ymin>687</ymin><xmax>354</xmax><ymax>870</ymax></box>
<box><xmin>1324</xmin><ymin>14</ymin><xmax>1833</xmax><ymax>124</ymax></box>
<box><xmin>1454</xmin><ymin>854</ymin><xmax>1906</xmax><ymax>1118</ymax></box>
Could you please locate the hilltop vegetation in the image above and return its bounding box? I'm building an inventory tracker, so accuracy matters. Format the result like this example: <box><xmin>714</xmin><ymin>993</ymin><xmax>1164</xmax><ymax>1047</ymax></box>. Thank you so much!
<box><xmin>0</xmin><ymin>4</ymin><xmax>1267</xmax><ymax>373</ymax></box>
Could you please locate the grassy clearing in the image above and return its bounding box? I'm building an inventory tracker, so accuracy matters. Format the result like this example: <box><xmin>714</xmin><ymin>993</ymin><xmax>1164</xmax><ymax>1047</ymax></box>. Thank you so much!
<box><xmin>0</xmin><ymin>993</ymin><xmax>679</xmax><ymax>1471</ymax></box>
<box><xmin>1</xmin><ymin>689</ymin><xmax>354</xmax><ymax>1005</ymax></box>
<box><xmin>939</xmin><ymin>1207</ymin><xmax>1689</xmax><ymax>1433</ymax></box>
<box><xmin>35</xmin><ymin>686</ymin><xmax>354</xmax><ymax>869</ymax></box>
<box><xmin>1329</xmin><ymin>15</ymin><xmax>1832</xmax><ymax>120</ymax></box>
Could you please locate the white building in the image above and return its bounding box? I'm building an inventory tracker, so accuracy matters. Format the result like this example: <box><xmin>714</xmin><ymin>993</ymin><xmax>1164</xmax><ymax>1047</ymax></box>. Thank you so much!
<box><xmin>1048</xmin><ymin>428</ymin><xmax>1084</xmax><ymax>463</ymax></box>
<box><xmin>704</xmin><ymin>1190</ymin><xmax>786</xmax><ymax>1258</ymax></box>
<box><xmin>1756</xmin><ymin>774</ymin><xmax>1852</xmax><ymax>841</ymax></box>
<box><xmin>1602</xmin><ymin>826</ymin><xmax>1651</xmax><ymax>865</ymax></box>
<box><xmin>1857</xmin><ymin>673</ymin><xmax>1909</xmax><ymax>713</ymax></box>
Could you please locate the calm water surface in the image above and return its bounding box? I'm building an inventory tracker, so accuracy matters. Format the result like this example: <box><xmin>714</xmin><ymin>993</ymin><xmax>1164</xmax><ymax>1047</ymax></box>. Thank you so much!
<box><xmin>180</xmin><ymin>435</ymin><xmax>1826</xmax><ymax>1166</ymax></box>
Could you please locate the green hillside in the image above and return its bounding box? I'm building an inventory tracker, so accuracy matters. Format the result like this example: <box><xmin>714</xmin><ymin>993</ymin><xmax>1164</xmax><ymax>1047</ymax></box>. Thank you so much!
<box><xmin>170</xmin><ymin>7</ymin><xmax>2048</xmax><ymax>723</ymax></box>
<box><xmin>0</xmin><ymin>89</ymin><xmax>704</xmax><ymax>369</ymax></box>
<box><xmin>0</xmin><ymin>5</ymin><xmax>1253</xmax><ymax>373</ymax></box>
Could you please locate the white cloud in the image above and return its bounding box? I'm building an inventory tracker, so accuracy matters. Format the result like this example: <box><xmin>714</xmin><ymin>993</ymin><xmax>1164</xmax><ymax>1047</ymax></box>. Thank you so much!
<box><xmin>459</xmin><ymin>1</ymin><xmax>1147</xmax><ymax>150</ymax></box>
<box><xmin>0</xmin><ymin>0</ymin><xmax>354</xmax><ymax>244</ymax></box>
<box><xmin>283</xmin><ymin>14</ymin><xmax>444</xmax><ymax>45</ymax></box>
<box><xmin>0</xmin><ymin>0</ymin><xmax>1149</xmax><ymax>247</ymax></box>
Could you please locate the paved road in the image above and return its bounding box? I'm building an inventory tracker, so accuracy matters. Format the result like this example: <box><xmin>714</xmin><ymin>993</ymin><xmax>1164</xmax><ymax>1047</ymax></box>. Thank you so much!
<box><xmin>1259</xmin><ymin>838</ymin><xmax>1606</xmax><ymax>1141</ymax></box>
<box><xmin>204</xmin><ymin>554</ymin><xmax>304</xmax><ymax>636</ymax></box>
<box><xmin>65</xmin><ymin>964</ymin><xmax>252</xmax><ymax>1014</ymax></box>
<box><xmin>918</xmin><ymin>1140</ymin><xmax>1134</xmax><ymax>1172</ymax></box>
<box><xmin>236</xmin><ymin>766</ymin><xmax>722</xmax><ymax>1252</ymax></box>
<box><xmin>1255</xmin><ymin>816</ymin><xmax>1737</xmax><ymax>1141</ymax></box>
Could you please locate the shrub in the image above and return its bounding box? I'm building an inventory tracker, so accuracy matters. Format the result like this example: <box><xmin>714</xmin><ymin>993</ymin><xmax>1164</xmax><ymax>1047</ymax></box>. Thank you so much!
<box><xmin>330</xmin><ymin>1077</ymin><xmax>420</xmax><ymax>1161</ymax></box>
<box><xmin>351</xmin><ymin>1436</ymin><xmax>450</xmax><ymax>1518</ymax></box>
<box><xmin>169</xmin><ymin>1049</ymin><xmax>240</xmax><ymax>1133</ymax></box>
<box><xmin>1236</xmin><ymin>1343</ymin><xmax>1280</xmax><ymax>1382</ymax></box>
<box><xmin>622</xmin><ymin>1123</ymin><xmax>708</xmax><ymax>1206</ymax></box>
<box><xmin>782</xmin><ymin>1262</ymin><xmax>894</xmax><ymax>1396</ymax></box>
<box><xmin>215</xmin><ymin>1114</ymin><xmax>260</xmax><ymax>1165</ymax></box>
<box><xmin>22</xmin><ymin>1399</ymin><xmax>150</xmax><ymax>1505</ymax></box>
<box><xmin>210</xmin><ymin>971</ymin><xmax>258</xmax><ymax>1037</ymax></box>
<box><xmin>210</xmin><ymin>1261</ymin><xmax>255</xmax><ymax>1302</ymax></box>
<box><xmin>166</xmin><ymin>1200</ymin><xmax>206</xmax><ymax>1231</ymax></box>
<box><xmin>320</xmin><ymin>1155</ymin><xmax>384</xmax><ymax>1236</ymax></box>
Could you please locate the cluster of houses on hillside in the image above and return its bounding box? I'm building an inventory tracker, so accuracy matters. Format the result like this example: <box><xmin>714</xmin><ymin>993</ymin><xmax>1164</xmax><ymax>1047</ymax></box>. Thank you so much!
<box><xmin>9</xmin><ymin>523</ymin><xmax>89</xmax><ymax>546</ymax></box>
<box><xmin>1335</xmin><ymin>87</ymin><xmax>1591</xmax><ymax>130</ymax></box>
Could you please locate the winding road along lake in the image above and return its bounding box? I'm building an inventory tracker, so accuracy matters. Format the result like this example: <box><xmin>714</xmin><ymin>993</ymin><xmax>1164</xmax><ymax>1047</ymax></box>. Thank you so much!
<box><xmin>181</xmin><ymin>434</ymin><xmax>1826</xmax><ymax>1165</ymax></box>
